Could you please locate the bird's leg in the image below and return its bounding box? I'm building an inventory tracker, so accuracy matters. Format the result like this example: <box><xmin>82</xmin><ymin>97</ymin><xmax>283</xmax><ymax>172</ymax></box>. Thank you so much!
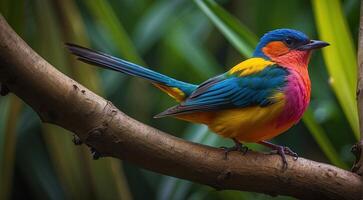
<box><xmin>220</xmin><ymin>138</ymin><xmax>248</xmax><ymax>159</ymax></box>
<box><xmin>259</xmin><ymin>140</ymin><xmax>298</xmax><ymax>170</ymax></box>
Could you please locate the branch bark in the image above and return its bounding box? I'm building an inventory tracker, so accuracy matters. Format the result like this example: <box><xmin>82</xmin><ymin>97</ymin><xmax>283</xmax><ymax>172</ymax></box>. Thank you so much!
<box><xmin>354</xmin><ymin>0</ymin><xmax>363</xmax><ymax>177</ymax></box>
<box><xmin>0</xmin><ymin>15</ymin><xmax>361</xmax><ymax>200</ymax></box>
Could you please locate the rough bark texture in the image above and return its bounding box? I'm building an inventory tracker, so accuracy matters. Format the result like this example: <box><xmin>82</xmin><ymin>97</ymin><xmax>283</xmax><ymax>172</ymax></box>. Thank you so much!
<box><xmin>0</xmin><ymin>15</ymin><xmax>362</xmax><ymax>200</ymax></box>
<box><xmin>354</xmin><ymin>0</ymin><xmax>363</xmax><ymax>178</ymax></box>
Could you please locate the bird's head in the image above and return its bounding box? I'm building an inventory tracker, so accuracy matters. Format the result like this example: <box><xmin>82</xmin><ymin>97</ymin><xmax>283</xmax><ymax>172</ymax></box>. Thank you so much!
<box><xmin>253</xmin><ymin>29</ymin><xmax>329</xmax><ymax>68</ymax></box>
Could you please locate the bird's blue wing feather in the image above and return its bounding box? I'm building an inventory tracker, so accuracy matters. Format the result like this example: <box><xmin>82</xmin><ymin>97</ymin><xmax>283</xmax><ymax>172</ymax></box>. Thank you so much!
<box><xmin>155</xmin><ymin>65</ymin><xmax>288</xmax><ymax>117</ymax></box>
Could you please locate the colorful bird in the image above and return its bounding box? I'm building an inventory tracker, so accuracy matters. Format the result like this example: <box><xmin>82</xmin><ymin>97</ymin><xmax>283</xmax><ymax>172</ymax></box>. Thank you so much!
<box><xmin>67</xmin><ymin>29</ymin><xmax>329</xmax><ymax>169</ymax></box>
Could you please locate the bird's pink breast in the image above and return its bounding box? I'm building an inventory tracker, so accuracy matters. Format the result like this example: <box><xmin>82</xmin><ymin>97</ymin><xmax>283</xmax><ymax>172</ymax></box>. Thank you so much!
<box><xmin>276</xmin><ymin>69</ymin><xmax>310</xmax><ymax>127</ymax></box>
<box><xmin>269</xmin><ymin>49</ymin><xmax>311</xmax><ymax>127</ymax></box>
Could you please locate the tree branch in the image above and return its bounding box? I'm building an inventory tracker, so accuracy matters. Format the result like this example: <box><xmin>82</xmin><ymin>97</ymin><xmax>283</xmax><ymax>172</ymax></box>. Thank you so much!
<box><xmin>354</xmin><ymin>0</ymin><xmax>363</xmax><ymax>177</ymax></box>
<box><xmin>0</xmin><ymin>15</ymin><xmax>361</xmax><ymax>200</ymax></box>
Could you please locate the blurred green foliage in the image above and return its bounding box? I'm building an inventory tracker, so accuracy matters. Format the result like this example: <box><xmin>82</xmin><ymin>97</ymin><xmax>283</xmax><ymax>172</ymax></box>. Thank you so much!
<box><xmin>0</xmin><ymin>0</ymin><xmax>360</xmax><ymax>200</ymax></box>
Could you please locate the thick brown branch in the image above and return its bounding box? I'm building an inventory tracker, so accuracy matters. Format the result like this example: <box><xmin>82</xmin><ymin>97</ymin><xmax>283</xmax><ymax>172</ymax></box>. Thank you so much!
<box><xmin>0</xmin><ymin>15</ymin><xmax>361</xmax><ymax>200</ymax></box>
<box><xmin>354</xmin><ymin>0</ymin><xmax>363</xmax><ymax>176</ymax></box>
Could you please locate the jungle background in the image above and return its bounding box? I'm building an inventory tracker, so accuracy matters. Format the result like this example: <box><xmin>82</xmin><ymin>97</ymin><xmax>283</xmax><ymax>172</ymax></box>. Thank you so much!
<box><xmin>0</xmin><ymin>0</ymin><xmax>360</xmax><ymax>199</ymax></box>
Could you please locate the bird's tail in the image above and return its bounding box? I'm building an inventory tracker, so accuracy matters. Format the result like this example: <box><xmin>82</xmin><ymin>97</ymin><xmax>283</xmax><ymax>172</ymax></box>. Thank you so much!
<box><xmin>66</xmin><ymin>43</ymin><xmax>197</xmax><ymax>102</ymax></box>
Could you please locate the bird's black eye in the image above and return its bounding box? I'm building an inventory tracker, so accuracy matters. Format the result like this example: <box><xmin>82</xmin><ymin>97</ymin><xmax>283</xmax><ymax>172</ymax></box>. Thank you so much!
<box><xmin>284</xmin><ymin>38</ymin><xmax>293</xmax><ymax>46</ymax></box>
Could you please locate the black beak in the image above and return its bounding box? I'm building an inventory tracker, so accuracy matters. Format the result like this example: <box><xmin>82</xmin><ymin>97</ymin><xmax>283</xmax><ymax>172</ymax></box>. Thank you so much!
<box><xmin>297</xmin><ymin>40</ymin><xmax>330</xmax><ymax>50</ymax></box>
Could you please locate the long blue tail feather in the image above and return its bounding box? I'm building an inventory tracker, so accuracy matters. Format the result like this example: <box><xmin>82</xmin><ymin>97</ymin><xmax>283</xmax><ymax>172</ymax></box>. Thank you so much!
<box><xmin>66</xmin><ymin>43</ymin><xmax>197</xmax><ymax>96</ymax></box>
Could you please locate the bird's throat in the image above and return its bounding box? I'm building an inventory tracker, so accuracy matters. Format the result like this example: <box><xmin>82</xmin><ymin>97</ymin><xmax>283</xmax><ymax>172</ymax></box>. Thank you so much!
<box><xmin>272</xmin><ymin>50</ymin><xmax>311</xmax><ymax>69</ymax></box>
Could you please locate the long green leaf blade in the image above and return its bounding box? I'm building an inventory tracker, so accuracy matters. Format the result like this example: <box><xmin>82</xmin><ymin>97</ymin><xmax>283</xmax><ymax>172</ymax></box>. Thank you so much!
<box><xmin>194</xmin><ymin>0</ymin><xmax>258</xmax><ymax>57</ymax></box>
<box><xmin>0</xmin><ymin>97</ymin><xmax>22</xmax><ymax>200</ymax></box>
<box><xmin>312</xmin><ymin>0</ymin><xmax>359</xmax><ymax>139</ymax></box>
<box><xmin>303</xmin><ymin>109</ymin><xmax>347</xmax><ymax>168</ymax></box>
<box><xmin>83</xmin><ymin>0</ymin><xmax>144</xmax><ymax>65</ymax></box>
<box><xmin>0</xmin><ymin>96</ymin><xmax>11</xmax><ymax>198</ymax></box>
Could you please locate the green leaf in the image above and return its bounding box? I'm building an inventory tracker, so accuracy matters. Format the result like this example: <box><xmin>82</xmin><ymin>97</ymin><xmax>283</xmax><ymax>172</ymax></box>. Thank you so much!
<box><xmin>0</xmin><ymin>97</ymin><xmax>22</xmax><ymax>200</ymax></box>
<box><xmin>194</xmin><ymin>0</ymin><xmax>258</xmax><ymax>57</ymax></box>
<box><xmin>132</xmin><ymin>0</ymin><xmax>186</xmax><ymax>53</ymax></box>
<box><xmin>303</xmin><ymin>109</ymin><xmax>347</xmax><ymax>168</ymax></box>
<box><xmin>82</xmin><ymin>0</ymin><xmax>144</xmax><ymax>65</ymax></box>
<box><xmin>166</xmin><ymin>10</ymin><xmax>221</xmax><ymax>77</ymax></box>
<box><xmin>0</xmin><ymin>96</ymin><xmax>11</xmax><ymax>177</ymax></box>
<box><xmin>17</xmin><ymin>108</ymin><xmax>66</xmax><ymax>200</ymax></box>
<box><xmin>312</xmin><ymin>0</ymin><xmax>359</xmax><ymax>139</ymax></box>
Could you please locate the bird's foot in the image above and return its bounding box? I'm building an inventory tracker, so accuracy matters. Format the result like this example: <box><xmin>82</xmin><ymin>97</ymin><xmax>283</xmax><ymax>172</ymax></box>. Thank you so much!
<box><xmin>220</xmin><ymin>138</ymin><xmax>248</xmax><ymax>160</ymax></box>
<box><xmin>259</xmin><ymin>141</ymin><xmax>298</xmax><ymax>170</ymax></box>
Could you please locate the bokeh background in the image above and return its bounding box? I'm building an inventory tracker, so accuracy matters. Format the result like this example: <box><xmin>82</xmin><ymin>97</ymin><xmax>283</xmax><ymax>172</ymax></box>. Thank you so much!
<box><xmin>0</xmin><ymin>0</ymin><xmax>360</xmax><ymax>199</ymax></box>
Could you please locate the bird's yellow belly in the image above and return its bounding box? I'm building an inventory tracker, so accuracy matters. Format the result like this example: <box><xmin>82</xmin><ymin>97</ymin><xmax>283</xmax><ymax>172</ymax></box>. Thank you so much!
<box><xmin>176</xmin><ymin>99</ymin><xmax>294</xmax><ymax>143</ymax></box>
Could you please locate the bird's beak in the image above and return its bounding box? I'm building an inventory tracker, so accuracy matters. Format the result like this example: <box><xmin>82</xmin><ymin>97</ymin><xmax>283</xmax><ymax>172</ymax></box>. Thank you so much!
<box><xmin>297</xmin><ymin>40</ymin><xmax>330</xmax><ymax>50</ymax></box>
